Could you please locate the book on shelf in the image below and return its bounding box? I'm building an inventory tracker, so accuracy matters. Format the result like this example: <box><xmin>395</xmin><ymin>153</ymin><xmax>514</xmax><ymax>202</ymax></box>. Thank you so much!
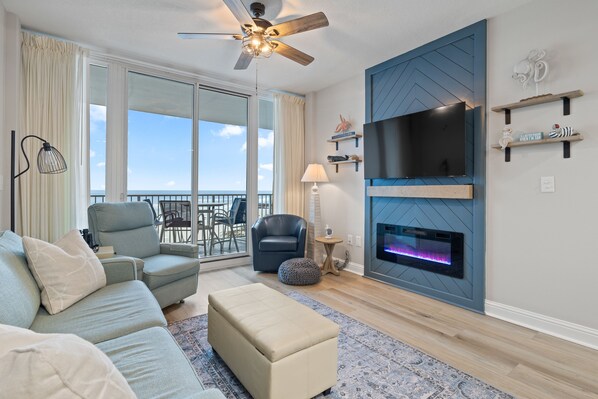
<box><xmin>331</xmin><ymin>131</ymin><xmax>356</xmax><ymax>140</ymax></box>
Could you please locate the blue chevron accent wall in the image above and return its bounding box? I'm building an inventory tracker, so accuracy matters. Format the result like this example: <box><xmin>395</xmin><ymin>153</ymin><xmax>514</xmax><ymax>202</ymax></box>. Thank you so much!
<box><xmin>364</xmin><ymin>21</ymin><xmax>486</xmax><ymax>312</ymax></box>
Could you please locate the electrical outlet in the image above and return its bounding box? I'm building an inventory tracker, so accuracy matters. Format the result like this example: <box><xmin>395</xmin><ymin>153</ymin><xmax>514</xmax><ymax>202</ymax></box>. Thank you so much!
<box><xmin>347</xmin><ymin>234</ymin><xmax>353</xmax><ymax>245</ymax></box>
<box><xmin>540</xmin><ymin>176</ymin><xmax>555</xmax><ymax>193</ymax></box>
<box><xmin>355</xmin><ymin>235</ymin><xmax>362</xmax><ymax>247</ymax></box>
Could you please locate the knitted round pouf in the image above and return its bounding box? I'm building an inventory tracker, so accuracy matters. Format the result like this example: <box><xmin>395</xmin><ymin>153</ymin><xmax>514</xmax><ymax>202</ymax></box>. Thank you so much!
<box><xmin>278</xmin><ymin>258</ymin><xmax>321</xmax><ymax>286</ymax></box>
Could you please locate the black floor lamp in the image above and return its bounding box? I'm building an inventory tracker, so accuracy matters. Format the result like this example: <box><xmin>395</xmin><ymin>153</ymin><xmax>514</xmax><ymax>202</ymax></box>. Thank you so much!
<box><xmin>10</xmin><ymin>130</ymin><xmax>68</xmax><ymax>232</ymax></box>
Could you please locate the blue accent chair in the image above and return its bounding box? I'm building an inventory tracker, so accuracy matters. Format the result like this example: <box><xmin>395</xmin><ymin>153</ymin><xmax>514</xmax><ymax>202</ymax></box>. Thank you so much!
<box><xmin>251</xmin><ymin>214</ymin><xmax>307</xmax><ymax>272</ymax></box>
<box><xmin>88</xmin><ymin>202</ymin><xmax>200</xmax><ymax>308</ymax></box>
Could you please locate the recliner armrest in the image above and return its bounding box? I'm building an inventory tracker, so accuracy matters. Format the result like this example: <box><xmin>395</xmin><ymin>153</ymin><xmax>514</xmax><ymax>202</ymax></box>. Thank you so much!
<box><xmin>160</xmin><ymin>243</ymin><xmax>199</xmax><ymax>259</ymax></box>
<box><xmin>100</xmin><ymin>256</ymin><xmax>137</xmax><ymax>285</ymax></box>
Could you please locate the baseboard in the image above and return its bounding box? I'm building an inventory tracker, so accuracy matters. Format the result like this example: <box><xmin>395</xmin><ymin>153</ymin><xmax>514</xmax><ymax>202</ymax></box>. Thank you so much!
<box><xmin>332</xmin><ymin>256</ymin><xmax>364</xmax><ymax>276</ymax></box>
<box><xmin>485</xmin><ymin>300</ymin><xmax>598</xmax><ymax>350</ymax></box>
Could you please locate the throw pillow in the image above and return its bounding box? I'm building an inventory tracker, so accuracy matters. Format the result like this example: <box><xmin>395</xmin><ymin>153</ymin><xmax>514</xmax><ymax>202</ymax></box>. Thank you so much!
<box><xmin>23</xmin><ymin>230</ymin><xmax>106</xmax><ymax>315</ymax></box>
<box><xmin>0</xmin><ymin>324</ymin><xmax>137</xmax><ymax>399</ymax></box>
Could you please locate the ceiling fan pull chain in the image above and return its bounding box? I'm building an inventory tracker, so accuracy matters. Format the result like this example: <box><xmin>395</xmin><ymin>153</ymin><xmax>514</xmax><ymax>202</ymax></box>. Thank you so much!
<box><xmin>255</xmin><ymin>60</ymin><xmax>259</xmax><ymax>97</ymax></box>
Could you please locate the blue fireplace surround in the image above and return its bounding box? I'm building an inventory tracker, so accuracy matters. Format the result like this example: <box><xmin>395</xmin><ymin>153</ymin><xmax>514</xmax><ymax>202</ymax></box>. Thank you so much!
<box><xmin>364</xmin><ymin>21</ymin><xmax>486</xmax><ymax>312</ymax></box>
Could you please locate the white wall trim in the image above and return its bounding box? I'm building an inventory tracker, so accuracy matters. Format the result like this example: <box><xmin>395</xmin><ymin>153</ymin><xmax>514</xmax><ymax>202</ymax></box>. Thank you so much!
<box><xmin>332</xmin><ymin>256</ymin><xmax>364</xmax><ymax>276</ymax></box>
<box><xmin>485</xmin><ymin>300</ymin><xmax>598</xmax><ymax>350</ymax></box>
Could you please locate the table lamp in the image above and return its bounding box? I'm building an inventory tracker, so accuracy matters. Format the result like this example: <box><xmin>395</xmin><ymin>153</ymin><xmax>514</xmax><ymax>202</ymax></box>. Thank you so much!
<box><xmin>301</xmin><ymin>164</ymin><xmax>329</xmax><ymax>262</ymax></box>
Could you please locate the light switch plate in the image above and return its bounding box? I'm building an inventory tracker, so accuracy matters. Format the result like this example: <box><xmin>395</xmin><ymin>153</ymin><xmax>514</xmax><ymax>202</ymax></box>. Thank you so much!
<box><xmin>355</xmin><ymin>235</ymin><xmax>362</xmax><ymax>247</ymax></box>
<box><xmin>540</xmin><ymin>176</ymin><xmax>555</xmax><ymax>193</ymax></box>
<box><xmin>347</xmin><ymin>234</ymin><xmax>353</xmax><ymax>245</ymax></box>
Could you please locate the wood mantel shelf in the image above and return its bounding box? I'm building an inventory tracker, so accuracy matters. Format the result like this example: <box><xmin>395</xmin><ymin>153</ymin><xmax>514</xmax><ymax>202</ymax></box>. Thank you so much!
<box><xmin>367</xmin><ymin>185</ymin><xmax>473</xmax><ymax>200</ymax></box>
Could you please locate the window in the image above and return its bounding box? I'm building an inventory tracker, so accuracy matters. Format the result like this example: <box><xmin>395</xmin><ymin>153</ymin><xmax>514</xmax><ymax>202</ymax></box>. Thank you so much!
<box><xmin>89</xmin><ymin>65</ymin><xmax>107</xmax><ymax>204</ymax></box>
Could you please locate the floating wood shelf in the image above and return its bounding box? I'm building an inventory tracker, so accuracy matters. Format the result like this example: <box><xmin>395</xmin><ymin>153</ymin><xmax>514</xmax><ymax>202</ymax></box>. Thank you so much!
<box><xmin>328</xmin><ymin>159</ymin><xmax>361</xmax><ymax>173</ymax></box>
<box><xmin>491</xmin><ymin>90</ymin><xmax>583</xmax><ymax>124</ymax></box>
<box><xmin>327</xmin><ymin>133</ymin><xmax>362</xmax><ymax>150</ymax></box>
<box><xmin>491</xmin><ymin>134</ymin><xmax>583</xmax><ymax>162</ymax></box>
<box><xmin>367</xmin><ymin>185</ymin><xmax>473</xmax><ymax>200</ymax></box>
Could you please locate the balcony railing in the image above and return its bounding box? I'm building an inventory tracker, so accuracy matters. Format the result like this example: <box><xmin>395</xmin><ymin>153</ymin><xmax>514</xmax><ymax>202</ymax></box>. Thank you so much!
<box><xmin>89</xmin><ymin>192</ymin><xmax>273</xmax><ymax>257</ymax></box>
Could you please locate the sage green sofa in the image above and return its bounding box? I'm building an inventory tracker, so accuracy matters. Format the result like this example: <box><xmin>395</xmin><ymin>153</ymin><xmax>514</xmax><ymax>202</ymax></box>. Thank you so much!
<box><xmin>88</xmin><ymin>201</ymin><xmax>200</xmax><ymax>309</ymax></box>
<box><xmin>0</xmin><ymin>230</ymin><xmax>225</xmax><ymax>399</ymax></box>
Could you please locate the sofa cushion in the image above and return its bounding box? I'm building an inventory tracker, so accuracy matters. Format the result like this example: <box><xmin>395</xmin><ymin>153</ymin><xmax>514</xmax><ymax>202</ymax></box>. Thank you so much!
<box><xmin>23</xmin><ymin>230</ymin><xmax>106</xmax><ymax>315</ymax></box>
<box><xmin>30</xmin><ymin>280</ymin><xmax>166</xmax><ymax>344</ymax></box>
<box><xmin>0</xmin><ymin>231</ymin><xmax>41</xmax><ymax>328</ymax></box>
<box><xmin>97</xmin><ymin>326</ymin><xmax>205</xmax><ymax>399</ymax></box>
<box><xmin>0</xmin><ymin>324</ymin><xmax>136</xmax><ymax>399</ymax></box>
<box><xmin>258</xmin><ymin>235</ymin><xmax>298</xmax><ymax>252</ymax></box>
<box><xmin>142</xmin><ymin>254</ymin><xmax>199</xmax><ymax>290</ymax></box>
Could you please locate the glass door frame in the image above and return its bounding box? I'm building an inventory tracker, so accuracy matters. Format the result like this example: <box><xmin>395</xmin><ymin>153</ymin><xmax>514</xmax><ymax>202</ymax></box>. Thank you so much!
<box><xmin>89</xmin><ymin>53</ymin><xmax>261</xmax><ymax>263</ymax></box>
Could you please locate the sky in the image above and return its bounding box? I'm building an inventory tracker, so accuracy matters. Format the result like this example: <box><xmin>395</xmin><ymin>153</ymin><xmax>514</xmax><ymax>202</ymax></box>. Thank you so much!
<box><xmin>89</xmin><ymin>105</ymin><xmax>274</xmax><ymax>194</ymax></box>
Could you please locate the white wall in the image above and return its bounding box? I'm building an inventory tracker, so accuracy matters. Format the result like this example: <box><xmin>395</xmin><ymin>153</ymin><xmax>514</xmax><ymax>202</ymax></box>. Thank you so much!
<box><xmin>305</xmin><ymin>75</ymin><xmax>365</xmax><ymax>269</ymax></box>
<box><xmin>486</xmin><ymin>0</ymin><xmax>598</xmax><ymax>335</ymax></box>
<box><xmin>1</xmin><ymin>11</ymin><xmax>20</xmax><ymax>232</ymax></box>
<box><xmin>306</xmin><ymin>0</ymin><xmax>598</xmax><ymax>346</ymax></box>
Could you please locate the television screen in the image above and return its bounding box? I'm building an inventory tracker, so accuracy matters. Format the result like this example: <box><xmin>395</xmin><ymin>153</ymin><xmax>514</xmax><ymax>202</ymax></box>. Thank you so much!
<box><xmin>363</xmin><ymin>102</ymin><xmax>466</xmax><ymax>179</ymax></box>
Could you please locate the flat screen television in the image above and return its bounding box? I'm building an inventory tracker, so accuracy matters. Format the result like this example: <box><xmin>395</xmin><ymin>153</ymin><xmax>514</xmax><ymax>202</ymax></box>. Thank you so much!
<box><xmin>363</xmin><ymin>102</ymin><xmax>466</xmax><ymax>179</ymax></box>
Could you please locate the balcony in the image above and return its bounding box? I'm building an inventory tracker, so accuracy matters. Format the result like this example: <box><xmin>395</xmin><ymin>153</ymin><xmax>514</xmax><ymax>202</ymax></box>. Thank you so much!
<box><xmin>90</xmin><ymin>193</ymin><xmax>273</xmax><ymax>258</ymax></box>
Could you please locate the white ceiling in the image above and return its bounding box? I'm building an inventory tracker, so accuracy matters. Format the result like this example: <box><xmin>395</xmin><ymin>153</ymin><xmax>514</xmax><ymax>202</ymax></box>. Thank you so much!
<box><xmin>1</xmin><ymin>0</ymin><xmax>531</xmax><ymax>94</ymax></box>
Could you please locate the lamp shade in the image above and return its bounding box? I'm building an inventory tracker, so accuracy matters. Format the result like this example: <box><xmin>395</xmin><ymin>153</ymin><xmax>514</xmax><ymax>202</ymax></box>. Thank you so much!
<box><xmin>301</xmin><ymin>163</ymin><xmax>329</xmax><ymax>183</ymax></box>
<box><xmin>37</xmin><ymin>142</ymin><xmax>67</xmax><ymax>174</ymax></box>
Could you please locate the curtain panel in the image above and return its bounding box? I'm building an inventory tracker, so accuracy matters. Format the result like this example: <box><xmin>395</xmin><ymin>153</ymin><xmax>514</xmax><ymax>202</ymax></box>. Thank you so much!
<box><xmin>19</xmin><ymin>32</ymin><xmax>88</xmax><ymax>241</ymax></box>
<box><xmin>272</xmin><ymin>93</ymin><xmax>305</xmax><ymax>217</ymax></box>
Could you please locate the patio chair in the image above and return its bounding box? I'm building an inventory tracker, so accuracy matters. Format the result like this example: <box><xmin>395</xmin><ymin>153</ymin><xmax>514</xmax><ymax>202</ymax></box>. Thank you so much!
<box><xmin>210</xmin><ymin>198</ymin><xmax>246</xmax><ymax>254</ymax></box>
<box><xmin>159</xmin><ymin>200</ymin><xmax>207</xmax><ymax>255</ymax></box>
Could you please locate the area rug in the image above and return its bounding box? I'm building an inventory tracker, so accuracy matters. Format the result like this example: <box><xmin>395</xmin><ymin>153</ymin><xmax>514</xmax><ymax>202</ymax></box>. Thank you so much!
<box><xmin>168</xmin><ymin>292</ymin><xmax>513</xmax><ymax>399</ymax></box>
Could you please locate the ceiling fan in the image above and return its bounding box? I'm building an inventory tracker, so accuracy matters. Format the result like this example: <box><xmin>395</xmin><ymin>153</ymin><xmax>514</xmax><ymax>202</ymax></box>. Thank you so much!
<box><xmin>178</xmin><ymin>0</ymin><xmax>329</xmax><ymax>70</ymax></box>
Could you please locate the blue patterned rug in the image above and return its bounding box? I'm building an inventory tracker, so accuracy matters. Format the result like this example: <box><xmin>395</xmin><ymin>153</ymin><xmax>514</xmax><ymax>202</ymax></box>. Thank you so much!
<box><xmin>168</xmin><ymin>292</ymin><xmax>513</xmax><ymax>399</ymax></box>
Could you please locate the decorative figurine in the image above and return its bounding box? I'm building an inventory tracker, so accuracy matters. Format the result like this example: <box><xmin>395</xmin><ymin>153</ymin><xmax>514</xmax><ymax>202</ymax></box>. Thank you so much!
<box><xmin>335</xmin><ymin>114</ymin><xmax>352</xmax><ymax>133</ymax></box>
<box><xmin>498</xmin><ymin>126</ymin><xmax>514</xmax><ymax>149</ymax></box>
<box><xmin>325</xmin><ymin>225</ymin><xmax>333</xmax><ymax>239</ymax></box>
<box><xmin>548</xmin><ymin>124</ymin><xmax>576</xmax><ymax>138</ymax></box>
<box><xmin>512</xmin><ymin>49</ymin><xmax>549</xmax><ymax>96</ymax></box>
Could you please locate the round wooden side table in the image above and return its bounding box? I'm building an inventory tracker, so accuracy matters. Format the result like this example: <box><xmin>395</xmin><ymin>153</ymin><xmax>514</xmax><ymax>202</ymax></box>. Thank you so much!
<box><xmin>315</xmin><ymin>236</ymin><xmax>343</xmax><ymax>276</ymax></box>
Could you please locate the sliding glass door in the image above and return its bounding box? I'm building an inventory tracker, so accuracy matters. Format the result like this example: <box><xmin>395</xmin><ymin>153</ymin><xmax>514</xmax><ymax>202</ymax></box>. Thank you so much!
<box><xmin>127</xmin><ymin>72</ymin><xmax>195</xmax><ymax>245</ymax></box>
<box><xmin>197</xmin><ymin>88</ymin><xmax>248</xmax><ymax>258</ymax></box>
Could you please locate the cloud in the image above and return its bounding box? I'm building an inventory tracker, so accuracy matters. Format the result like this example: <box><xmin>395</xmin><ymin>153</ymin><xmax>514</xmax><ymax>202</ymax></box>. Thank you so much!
<box><xmin>214</xmin><ymin>124</ymin><xmax>245</xmax><ymax>138</ymax></box>
<box><xmin>259</xmin><ymin>131</ymin><xmax>274</xmax><ymax>148</ymax></box>
<box><xmin>128</xmin><ymin>168</ymin><xmax>133</xmax><ymax>175</ymax></box>
<box><xmin>240</xmin><ymin>132</ymin><xmax>274</xmax><ymax>152</ymax></box>
<box><xmin>90</xmin><ymin>150</ymin><xmax>96</xmax><ymax>158</ymax></box>
<box><xmin>166</xmin><ymin>181</ymin><xmax>176</xmax><ymax>187</ymax></box>
<box><xmin>259</xmin><ymin>163</ymin><xmax>273</xmax><ymax>172</ymax></box>
<box><xmin>96</xmin><ymin>162</ymin><xmax>105</xmax><ymax>168</ymax></box>
<box><xmin>90</xmin><ymin>105</ymin><xmax>106</xmax><ymax>124</ymax></box>
<box><xmin>258</xmin><ymin>175</ymin><xmax>265</xmax><ymax>181</ymax></box>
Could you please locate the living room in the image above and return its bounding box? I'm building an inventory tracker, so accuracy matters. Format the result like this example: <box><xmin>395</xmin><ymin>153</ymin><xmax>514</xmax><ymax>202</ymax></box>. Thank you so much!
<box><xmin>1</xmin><ymin>0</ymin><xmax>597</xmax><ymax>398</ymax></box>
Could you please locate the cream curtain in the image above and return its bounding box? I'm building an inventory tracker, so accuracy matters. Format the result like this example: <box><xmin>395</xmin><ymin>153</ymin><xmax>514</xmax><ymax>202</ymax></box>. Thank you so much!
<box><xmin>19</xmin><ymin>32</ymin><xmax>88</xmax><ymax>241</ymax></box>
<box><xmin>272</xmin><ymin>93</ymin><xmax>305</xmax><ymax>217</ymax></box>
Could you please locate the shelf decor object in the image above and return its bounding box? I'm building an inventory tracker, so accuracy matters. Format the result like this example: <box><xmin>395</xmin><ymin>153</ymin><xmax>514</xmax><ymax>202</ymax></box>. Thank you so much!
<box><xmin>491</xmin><ymin>134</ymin><xmax>583</xmax><ymax>162</ymax></box>
<box><xmin>10</xmin><ymin>130</ymin><xmax>68</xmax><ymax>232</ymax></box>
<box><xmin>512</xmin><ymin>49</ymin><xmax>549</xmax><ymax>96</ymax></box>
<box><xmin>491</xmin><ymin>89</ymin><xmax>583</xmax><ymax>125</ymax></box>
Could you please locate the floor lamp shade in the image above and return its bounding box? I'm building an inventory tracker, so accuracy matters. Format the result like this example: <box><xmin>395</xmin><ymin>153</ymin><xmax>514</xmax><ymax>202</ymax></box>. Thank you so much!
<box><xmin>10</xmin><ymin>130</ymin><xmax>68</xmax><ymax>232</ymax></box>
<box><xmin>302</xmin><ymin>163</ymin><xmax>329</xmax><ymax>263</ymax></box>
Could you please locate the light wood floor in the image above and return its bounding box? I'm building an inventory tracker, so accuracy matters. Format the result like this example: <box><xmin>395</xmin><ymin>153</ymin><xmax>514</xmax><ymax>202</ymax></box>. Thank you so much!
<box><xmin>163</xmin><ymin>267</ymin><xmax>598</xmax><ymax>399</ymax></box>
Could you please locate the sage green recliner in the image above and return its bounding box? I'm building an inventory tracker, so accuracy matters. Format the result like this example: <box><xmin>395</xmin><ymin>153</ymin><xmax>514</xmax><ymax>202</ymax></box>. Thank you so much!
<box><xmin>88</xmin><ymin>202</ymin><xmax>200</xmax><ymax>308</ymax></box>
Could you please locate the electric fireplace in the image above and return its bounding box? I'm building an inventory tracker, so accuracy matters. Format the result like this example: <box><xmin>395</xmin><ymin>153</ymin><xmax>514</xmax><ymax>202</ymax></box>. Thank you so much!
<box><xmin>376</xmin><ymin>224</ymin><xmax>464</xmax><ymax>279</ymax></box>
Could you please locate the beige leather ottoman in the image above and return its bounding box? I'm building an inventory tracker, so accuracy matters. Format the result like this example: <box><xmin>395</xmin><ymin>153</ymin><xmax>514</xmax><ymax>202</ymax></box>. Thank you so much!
<box><xmin>207</xmin><ymin>283</ymin><xmax>339</xmax><ymax>399</ymax></box>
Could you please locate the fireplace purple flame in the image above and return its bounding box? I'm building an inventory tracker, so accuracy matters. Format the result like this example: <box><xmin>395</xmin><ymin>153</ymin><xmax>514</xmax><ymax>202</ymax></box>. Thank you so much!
<box><xmin>377</xmin><ymin>224</ymin><xmax>464</xmax><ymax>279</ymax></box>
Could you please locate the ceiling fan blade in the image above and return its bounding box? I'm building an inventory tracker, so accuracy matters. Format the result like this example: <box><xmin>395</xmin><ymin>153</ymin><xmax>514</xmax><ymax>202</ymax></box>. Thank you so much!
<box><xmin>266</xmin><ymin>12</ymin><xmax>329</xmax><ymax>37</ymax></box>
<box><xmin>223</xmin><ymin>0</ymin><xmax>255</xmax><ymax>28</ymax></box>
<box><xmin>234</xmin><ymin>52</ymin><xmax>253</xmax><ymax>70</ymax></box>
<box><xmin>272</xmin><ymin>40</ymin><xmax>314</xmax><ymax>66</ymax></box>
<box><xmin>178</xmin><ymin>33</ymin><xmax>243</xmax><ymax>40</ymax></box>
